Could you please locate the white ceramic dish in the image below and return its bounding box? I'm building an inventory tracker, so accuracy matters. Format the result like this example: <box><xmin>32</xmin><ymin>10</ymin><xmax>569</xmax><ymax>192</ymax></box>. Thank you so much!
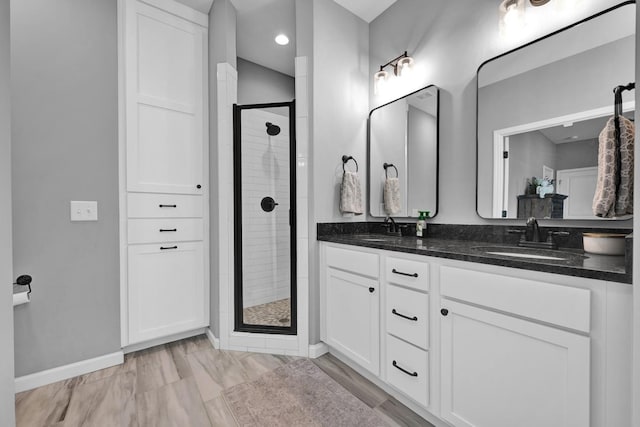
<box><xmin>582</xmin><ymin>233</ymin><xmax>627</xmax><ymax>255</ymax></box>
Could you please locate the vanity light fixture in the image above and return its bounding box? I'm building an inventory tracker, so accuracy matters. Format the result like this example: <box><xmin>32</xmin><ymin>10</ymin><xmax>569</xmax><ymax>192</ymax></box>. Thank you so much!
<box><xmin>373</xmin><ymin>51</ymin><xmax>414</xmax><ymax>95</ymax></box>
<box><xmin>499</xmin><ymin>0</ymin><xmax>553</xmax><ymax>36</ymax></box>
<box><xmin>275</xmin><ymin>34</ymin><xmax>289</xmax><ymax>46</ymax></box>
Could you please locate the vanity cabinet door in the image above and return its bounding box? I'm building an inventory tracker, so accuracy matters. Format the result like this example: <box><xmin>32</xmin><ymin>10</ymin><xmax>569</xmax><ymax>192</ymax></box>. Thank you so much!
<box><xmin>440</xmin><ymin>300</ymin><xmax>590</xmax><ymax>427</ymax></box>
<box><xmin>325</xmin><ymin>267</ymin><xmax>380</xmax><ymax>376</ymax></box>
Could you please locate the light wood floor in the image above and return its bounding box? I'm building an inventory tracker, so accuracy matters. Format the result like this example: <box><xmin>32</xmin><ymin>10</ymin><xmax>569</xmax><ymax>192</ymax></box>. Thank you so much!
<box><xmin>15</xmin><ymin>335</ymin><xmax>432</xmax><ymax>427</ymax></box>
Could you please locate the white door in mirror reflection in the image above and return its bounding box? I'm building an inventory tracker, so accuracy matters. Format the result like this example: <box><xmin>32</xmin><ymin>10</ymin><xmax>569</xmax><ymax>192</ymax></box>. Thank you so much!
<box><xmin>556</xmin><ymin>167</ymin><xmax>598</xmax><ymax>220</ymax></box>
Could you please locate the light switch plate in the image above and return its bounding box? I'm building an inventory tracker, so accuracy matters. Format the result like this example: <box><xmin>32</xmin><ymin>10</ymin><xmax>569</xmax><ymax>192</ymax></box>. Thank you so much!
<box><xmin>70</xmin><ymin>201</ymin><xmax>98</xmax><ymax>221</ymax></box>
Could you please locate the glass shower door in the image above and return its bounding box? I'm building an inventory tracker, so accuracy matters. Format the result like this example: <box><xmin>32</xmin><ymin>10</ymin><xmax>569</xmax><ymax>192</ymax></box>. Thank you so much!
<box><xmin>233</xmin><ymin>101</ymin><xmax>296</xmax><ymax>335</ymax></box>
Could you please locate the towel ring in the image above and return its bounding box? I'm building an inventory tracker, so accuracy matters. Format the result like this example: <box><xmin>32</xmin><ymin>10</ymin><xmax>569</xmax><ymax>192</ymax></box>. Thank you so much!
<box><xmin>342</xmin><ymin>155</ymin><xmax>358</xmax><ymax>172</ymax></box>
<box><xmin>383</xmin><ymin>163</ymin><xmax>398</xmax><ymax>178</ymax></box>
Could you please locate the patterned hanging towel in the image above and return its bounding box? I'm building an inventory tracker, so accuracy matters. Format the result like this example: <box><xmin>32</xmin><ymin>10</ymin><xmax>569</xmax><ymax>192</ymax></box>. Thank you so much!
<box><xmin>593</xmin><ymin>115</ymin><xmax>635</xmax><ymax>217</ymax></box>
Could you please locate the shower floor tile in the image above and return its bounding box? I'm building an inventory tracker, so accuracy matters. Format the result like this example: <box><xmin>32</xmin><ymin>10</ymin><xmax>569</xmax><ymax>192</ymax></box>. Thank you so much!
<box><xmin>243</xmin><ymin>298</ymin><xmax>291</xmax><ymax>327</ymax></box>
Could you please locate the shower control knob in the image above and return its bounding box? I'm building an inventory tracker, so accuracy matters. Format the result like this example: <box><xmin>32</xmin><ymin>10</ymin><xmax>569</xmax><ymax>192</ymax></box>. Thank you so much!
<box><xmin>261</xmin><ymin>196</ymin><xmax>279</xmax><ymax>213</ymax></box>
<box><xmin>196</xmin><ymin>184</ymin><xmax>202</xmax><ymax>189</ymax></box>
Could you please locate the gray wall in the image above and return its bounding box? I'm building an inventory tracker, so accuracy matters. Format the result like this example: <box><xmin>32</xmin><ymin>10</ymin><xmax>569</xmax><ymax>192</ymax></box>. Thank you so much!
<box><xmin>556</xmin><ymin>139</ymin><xmax>599</xmax><ymax>170</ymax></box>
<box><xmin>0</xmin><ymin>0</ymin><xmax>15</xmax><ymax>423</ymax></box>
<box><xmin>368</xmin><ymin>0</ymin><xmax>629</xmax><ymax>227</ymax></box>
<box><xmin>507</xmin><ymin>132</ymin><xmax>557</xmax><ymax>218</ymax></box>
<box><xmin>11</xmin><ymin>0</ymin><xmax>120</xmax><ymax>376</ymax></box>
<box><xmin>309</xmin><ymin>0</ymin><xmax>369</xmax><ymax>343</ymax></box>
<box><xmin>209</xmin><ymin>0</ymin><xmax>237</xmax><ymax>337</ymax></box>
<box><xmin>237</xmin><ymin>58</ymin><xmax>295</xmax><ymax>105</ymax></box>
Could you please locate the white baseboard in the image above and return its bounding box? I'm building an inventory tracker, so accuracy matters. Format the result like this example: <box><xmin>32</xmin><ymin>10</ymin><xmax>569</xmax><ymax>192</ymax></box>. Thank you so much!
<box><xmin>122</xmin><ymin>328</ymin><xmax>206</xmax><ymax>354</ymax></box>
<box><xmin>206</xmin><ymin>328</ymin><xmax>220</xmax><ymax>349</ymax></box>
<box><xmin>15</xmin><ymin>351</ymin><xmax>124</xmax><ymax>393</ymax></box>
<box><xmin>308</xmin><ymin>342</ymin><xmax>329</xmax><ymax>359</ymax></box>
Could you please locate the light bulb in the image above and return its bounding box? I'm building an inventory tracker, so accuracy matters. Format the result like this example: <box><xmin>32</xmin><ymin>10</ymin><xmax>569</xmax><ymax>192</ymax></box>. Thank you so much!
<box><xmin>275</xmin><ymin>34</ymin><xmax>289</xmax><ymax>46</ymax></box>
<box><xmin>374</xmin><ymin>70</ymin><xmax>388</xmax><ymax>95</ymax></box>
<box><xmin>396</xmin><ymin>56</ymin><xmax>414</xmax><ymax>78</ymax></box>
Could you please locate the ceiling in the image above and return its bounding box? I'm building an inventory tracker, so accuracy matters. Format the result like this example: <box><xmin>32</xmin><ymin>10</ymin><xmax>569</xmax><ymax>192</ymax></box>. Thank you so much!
<box><xmin>231</xmin><ymin>0</ymin><xmax>296</xmax><ymax>76</ymax></box>
<box><xmin>231</xmin><ymin>0</ymin><xmax>396</xmax><ymax>77</ymax></box>
<box><xmin>538</xmin><ymin>111</ymin><xmax>634</xmax><ymax>144</ymax></box>
<box><xmin>333</xmin><ymin>0</ymin><xmax>397</xmax><ymax>23</ymax></box>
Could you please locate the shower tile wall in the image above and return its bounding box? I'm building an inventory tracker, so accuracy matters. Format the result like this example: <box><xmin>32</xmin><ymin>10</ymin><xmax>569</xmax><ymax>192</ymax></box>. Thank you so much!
<box><xmin>241</xmin><ymin>109</ymin><xmax>291</xmax><ymax>309</ymax></box>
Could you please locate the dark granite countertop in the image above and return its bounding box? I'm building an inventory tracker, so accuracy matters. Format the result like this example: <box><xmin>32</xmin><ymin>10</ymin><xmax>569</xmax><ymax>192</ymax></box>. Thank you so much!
<box><xmin>318</xmin><ymin>233</ymin><xmax>631</xmax><ymax>284</ymax></box>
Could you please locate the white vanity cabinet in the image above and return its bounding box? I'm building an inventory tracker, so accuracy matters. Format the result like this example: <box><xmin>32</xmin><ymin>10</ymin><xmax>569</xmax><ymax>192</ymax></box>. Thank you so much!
<box><xmin>439</xmin><ymin>266</ymin><xmax>591</xmax><ymax>427</ymax></box>
<box><xmin>319</xmin><ymin>241</ymin><xmax>632</xmax><ymax>427</ymax></box>
<box><xmin>321</xmin><ymin>246</ymin><xmax>380</xmax><ymax>376</ymax></box>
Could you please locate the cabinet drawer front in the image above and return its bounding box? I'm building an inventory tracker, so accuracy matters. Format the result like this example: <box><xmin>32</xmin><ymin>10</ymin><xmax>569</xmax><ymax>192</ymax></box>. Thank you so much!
<box><xmin>128</xmin><ymin>193</ymin><xmax>203</xmax><ymax>218</ymax></box>
<box><xmin>128</xmin><ymin>218</ymin><xmax>203</xmax><ymax>244</ymax></box>
<box><xmin>386</xmin><ymin>334</ymin><xmax>429</xmax><ymax>408</ymax></box>
<box><xmin>386</xmin><ymin>257</ymin><xmax>429</xmax><ymax>291</ymax></box>
<box><xmin>326</xmin><ymin>246</ymin><xmax>379</xmax><ymax>278</ymax></box>
<box><xmin>387</xmin><ymin>285</ymin><xmax>429</xmax><ymax>350</ymax></box>
<box><xmin>441</xmin><ymin>266</ymin><xmax>590</xmax><ymax>333</ymax></box>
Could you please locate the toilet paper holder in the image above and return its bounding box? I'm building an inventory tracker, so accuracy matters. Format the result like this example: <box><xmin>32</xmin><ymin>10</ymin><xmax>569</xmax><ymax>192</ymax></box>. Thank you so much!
<box><xmin>13</xmin><ymin>274</ymin><xmax>32</xmax><ymax>296</ymax></box>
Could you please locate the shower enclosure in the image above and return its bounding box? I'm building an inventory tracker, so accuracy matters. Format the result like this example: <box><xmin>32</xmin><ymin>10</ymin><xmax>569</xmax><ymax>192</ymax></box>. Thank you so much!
<box><xmin>233</xmin><ymin>101</ymin><xmax>296</xmax><ymax>335</ymax></box>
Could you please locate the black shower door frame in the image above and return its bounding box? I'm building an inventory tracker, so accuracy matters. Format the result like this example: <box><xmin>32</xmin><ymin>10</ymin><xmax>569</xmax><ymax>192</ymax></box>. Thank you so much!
<box><xmin>232</xmin><ymin>101</ymin><xmax>297</xmax><ymax>335</ymax></box>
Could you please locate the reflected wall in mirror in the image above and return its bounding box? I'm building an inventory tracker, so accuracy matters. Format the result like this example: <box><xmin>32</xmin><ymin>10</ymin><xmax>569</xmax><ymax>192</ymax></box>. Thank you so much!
<box><xmin>477</xmin><ymin>2</ymin><xmax>635</xmax><ymax>220</ymax></box>
<box><xmin>369</xmin><ymin>85</ymin><xmax>439</xmax><ymax>218</ymax></box>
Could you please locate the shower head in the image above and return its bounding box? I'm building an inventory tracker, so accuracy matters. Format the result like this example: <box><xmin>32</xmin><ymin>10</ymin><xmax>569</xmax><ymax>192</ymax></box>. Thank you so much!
<box><xmin>266</xmin><ymin>122</ymin><xmax>281</xmax><ymax>136</ymax></box>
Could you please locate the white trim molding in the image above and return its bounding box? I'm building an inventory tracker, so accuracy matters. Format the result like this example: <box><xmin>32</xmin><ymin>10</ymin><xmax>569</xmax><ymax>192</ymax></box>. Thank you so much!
<box><xmin>206</xmin><ymin>328</ymin><xmax>220</xmax><ymax>349</ymax></box>
<box><xmin>308</xmin><ymin>342</ymin><xmax>329</xmax><ymax>359</ymax></box>
<box><xmin>15</xmin><ymin>352</ymin><xmax>124</xmax><ymax>393</ymax></box>
<box><xmin>122</xmin><ymin>328</ymin><xmax>207</xmax><ymax>354</ymax></box>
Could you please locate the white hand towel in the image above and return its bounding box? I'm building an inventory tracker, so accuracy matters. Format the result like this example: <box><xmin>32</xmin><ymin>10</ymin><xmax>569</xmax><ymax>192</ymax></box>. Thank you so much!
<box><xmin>340</xmin><ymin>171</ymin><xmax>363</xmax><ymax>215</ymax></box>
<box><xmin>384</xmin><ymin>177</ymin><xmax>401</xmax><ymax>215</ymax></box>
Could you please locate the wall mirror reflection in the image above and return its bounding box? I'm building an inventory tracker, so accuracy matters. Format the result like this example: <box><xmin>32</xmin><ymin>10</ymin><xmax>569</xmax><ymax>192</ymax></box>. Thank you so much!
<box><xmin>369</xmin><ymin>85</ymin><xmax>439</xmax><ymax>218</ymax></box>
<box><xmin>476</xmin><ymin>2</ymin><xmax>635</xmax><ymax>220</ymax></box>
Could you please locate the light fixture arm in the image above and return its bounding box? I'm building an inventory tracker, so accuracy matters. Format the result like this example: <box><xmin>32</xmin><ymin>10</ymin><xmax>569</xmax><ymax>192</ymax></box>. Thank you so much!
<box><xmin>379</xmin><ymin>51</ymin><xmax>410</xmax><ymax>76</ymax></box>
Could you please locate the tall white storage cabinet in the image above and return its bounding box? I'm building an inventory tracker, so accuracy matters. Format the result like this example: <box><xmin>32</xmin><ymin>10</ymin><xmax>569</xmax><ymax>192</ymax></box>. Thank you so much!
<box><xmin>121</xmin><ymin>0</ymin><xmax>209</xmax><ymax>347</ymax></box>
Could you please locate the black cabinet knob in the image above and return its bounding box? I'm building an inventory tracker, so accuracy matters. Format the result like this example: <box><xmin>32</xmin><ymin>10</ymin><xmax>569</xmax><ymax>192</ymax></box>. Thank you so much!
<box><xmin>197</xmin><ymin>184</ymin><xmax>202</xmax><ymax>189</ymax></box>
<box><xmin>440</xmin><ymin>308</ymin><xmax>449</xmax><ymax>316</ymax></box>
<box><xmin>369</xmin><ymin>287</ymin><xmax>375</xmax><ymax>293</ymax></box>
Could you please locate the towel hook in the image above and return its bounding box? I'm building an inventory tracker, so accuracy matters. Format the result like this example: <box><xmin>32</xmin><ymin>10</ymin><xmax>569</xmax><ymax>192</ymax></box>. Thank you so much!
<box><xmin>342</xmin><ymin>155</ymin><xmax>358</xmax><ymax>172</ymax></box>
<box><xmin>383</xmin><ymin>163</ymin><xmax>398</xmax><ymax>178</ymax></box>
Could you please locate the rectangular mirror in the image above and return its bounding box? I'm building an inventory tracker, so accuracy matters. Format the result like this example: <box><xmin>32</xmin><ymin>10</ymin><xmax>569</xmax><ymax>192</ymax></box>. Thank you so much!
<box><xmin>477</xmin><ymin>2</ymin><xmax>635</xmax><ymax>220</ymax></box>
<box><xmin>369</xmin><ymin>85</ymin><xmax>439</xmax><ymax>218</ymax></box>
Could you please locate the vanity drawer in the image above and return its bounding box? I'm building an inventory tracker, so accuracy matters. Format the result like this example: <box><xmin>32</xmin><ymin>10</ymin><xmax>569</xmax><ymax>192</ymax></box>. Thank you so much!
<box><xmin>128</xmin><ymin>218</ymin><xmax>203</xmax><ymax>244</ymax></box>
<box><xmin>440</xmin><ymin>266</ymin><xmax>591</xmax><ymax>333</ymax></box>
<box><xmin>326</xmin><ymin>246</ymin><xmax>379</xmax><ymax>279</ymax></box>
<box><xmin>386</xmin><ymin>257</ymin><xmax>429</xmax><ymax>291</ymax></box>
<box><xmin>128</xmin><ymin>193</ymin><xmax>203</xmax><ymax>218</ymax></box>
<box><xmin>387</xmin><ymin>284</ymin><xmax>429</xmax><ymax>350</ymax></box>
<box><xmin>386</xmin><ymin>334</ymin><xmax>429</xmax><ymax>407</ymax></box>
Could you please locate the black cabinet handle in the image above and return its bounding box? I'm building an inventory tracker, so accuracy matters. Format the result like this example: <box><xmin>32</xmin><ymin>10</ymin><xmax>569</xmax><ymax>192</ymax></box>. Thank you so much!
<box><xmin>160</xmin><ymin>245</ymin><xmax>178</xmax><ymax>250</ymax></box>
<box><xmin>392</xmin><ymin>360</ymin><xmax>418</xmax><ymax>377</ymax></box>
<box><xmin>197</xmin><ymin>184</ymin><xmax>202</xmax><ymax>189</ymax></box>
<box><xmin>369</xmin><ymin>287</ymin><xmax>375</xmax><ymax>293</ymax></box>
<box><xmin>441</xmin><ymin>308</ymin><xmax>449</xmax><ymax>316</ymax></box>
<box><xmin>392</xmin><ymin>309</ymin><xmax>418</xmax><ymax>321</ymax></box>
<box><xmin>392</xmin><ymin>268</ymin><xmax>418</xmax><ymax>278</ymax></box>
<box><xmin>159</xmin><ymin>204</ymin><xmax>177</xmax><ymax>208</ymax></box>
<box><xmin>159</xmin><ymin>228</ymin><xmax>177</xmax><ymax>232</ymax></box>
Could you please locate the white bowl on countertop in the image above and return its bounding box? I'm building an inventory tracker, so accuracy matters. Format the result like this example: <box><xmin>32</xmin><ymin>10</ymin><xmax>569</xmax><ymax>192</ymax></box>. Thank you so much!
<box><xmin>582</xmin><ymin>232</ymin><xmax>628</xmax><ymax>255</ymax></box>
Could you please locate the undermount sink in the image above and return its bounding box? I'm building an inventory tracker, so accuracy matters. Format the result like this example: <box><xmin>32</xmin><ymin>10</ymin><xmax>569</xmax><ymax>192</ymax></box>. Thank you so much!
<box><xmin>470</xmin><ymin>246</ymin><xmax>587</xmax><ymax>261</ymax></box>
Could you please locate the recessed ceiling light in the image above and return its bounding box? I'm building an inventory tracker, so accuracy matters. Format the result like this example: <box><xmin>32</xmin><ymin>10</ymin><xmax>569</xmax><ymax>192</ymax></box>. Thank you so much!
<box><xmin>275</xmin><ymin>34</ymin><xmax>289</xmax><ymax>46</ymax></box>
